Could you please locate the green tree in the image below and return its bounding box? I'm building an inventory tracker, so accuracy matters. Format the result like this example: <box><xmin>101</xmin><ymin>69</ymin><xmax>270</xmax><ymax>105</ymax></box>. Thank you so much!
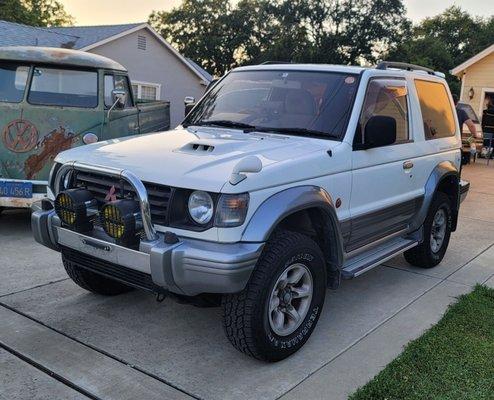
<box><xmin>150</xmin><ymin>0</ymin><xmax>410</xmax><ymax>76</ymax></box>
<box><xmin>385</xmin><ymin>6</ymin><xmax>494</xmax><ymax>95</ymax></box>
<box><xmin>0</xmin><ymin>0</ymin><xmax>73</xmax><ymax>27</ymax></box>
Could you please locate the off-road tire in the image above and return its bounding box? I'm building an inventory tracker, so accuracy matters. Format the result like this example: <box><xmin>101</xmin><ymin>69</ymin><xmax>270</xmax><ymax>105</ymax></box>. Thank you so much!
<box><xmin>62</xmin><ymin>254</ymin><xmax>133</xmax><ymax>296</ymax></box>
<box><xmin>222</xmin><ymin>230</ymin><xmax>326</xmax><ymax>362</ymax></box>
<box><xmin>404</xmin><ymin>192</ymin><xmax>452</xmax><ymax>268</ymax></box>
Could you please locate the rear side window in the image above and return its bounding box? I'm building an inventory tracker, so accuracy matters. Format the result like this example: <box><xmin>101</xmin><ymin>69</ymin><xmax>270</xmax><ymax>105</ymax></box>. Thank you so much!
<box><xmin>29</xmin><ymin>67</ymin><xmax>98</xmax><ymax>108</ymax></box>
<box><xmin>415</xmin><ymin>80</ymin><xmax>455</xmax><ymax>139</ymax></box>
<box><xmin>0</xmin><ymin>64</ymin><xmax>29</xmax><ymax>103</ymax></box>
<box><xmin>356</xmin><ymin>78</ymin><xmax>409</xmax><ymax>145</ymax></box>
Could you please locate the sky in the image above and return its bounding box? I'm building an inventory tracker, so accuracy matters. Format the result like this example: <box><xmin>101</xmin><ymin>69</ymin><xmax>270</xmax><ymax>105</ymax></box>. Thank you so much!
<box><xmin>59</xmin><ymin>0</ymin><xmax>493</xmax><ymax>26</ymax></box>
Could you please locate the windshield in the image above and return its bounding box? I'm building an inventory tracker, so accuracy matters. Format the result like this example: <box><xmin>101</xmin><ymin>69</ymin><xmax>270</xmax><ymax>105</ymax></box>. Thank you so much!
<box><xmin>0</xmin><ymin>63</ymin><xmax>29</xmax><ymax>103</ymax></box>
<box><xmin>184</xmin><ymin>70</ymin><xmax>359</xmax><ymax>139</ymax></box>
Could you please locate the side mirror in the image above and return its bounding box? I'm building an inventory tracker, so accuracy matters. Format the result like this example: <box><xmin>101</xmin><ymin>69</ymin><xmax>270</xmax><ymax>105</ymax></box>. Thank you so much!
<box><xmin>362</xmin><ymin>116</ymin><xmax>397</xmax><ymax>149</ymax></box>
<box><xmin>184</xmin><ymin>96</ymin><xmax>195</xmax><ymax>117</ymax></box>
<box><xmin>112</xmin><ymin>89</ymin><xmax>127</xmax><ymax>109</ymax></box>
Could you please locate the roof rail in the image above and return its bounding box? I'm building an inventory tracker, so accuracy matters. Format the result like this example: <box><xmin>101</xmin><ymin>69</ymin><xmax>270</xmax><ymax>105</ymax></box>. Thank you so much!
<box><xmin>376</xmin><ymin>61</ymin><xmax>436</xmax><ymax>75</ymax></box>
<box><xmin>260</xmin><ymin>61</ymin><xmax>292</xmax><ymax>65</ymax></box>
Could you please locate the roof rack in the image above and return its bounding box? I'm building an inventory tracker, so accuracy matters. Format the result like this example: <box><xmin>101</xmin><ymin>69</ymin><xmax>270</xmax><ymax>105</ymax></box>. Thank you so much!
<box><xmin>376</xmin><ymin>61</ymin><xmax>436</xmax><ymax>74</ymax></box>
<box><xmin>260</xmin><ymin>61</ymin><xmax>292</xmax><ymax>65</ymax></box>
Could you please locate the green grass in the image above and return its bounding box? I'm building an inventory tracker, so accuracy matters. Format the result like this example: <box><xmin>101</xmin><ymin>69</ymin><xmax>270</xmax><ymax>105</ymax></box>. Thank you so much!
<box><xmin>350</xmin><ymin>285</ymin><xmax>494</xmax><ymax>400</ymax></box>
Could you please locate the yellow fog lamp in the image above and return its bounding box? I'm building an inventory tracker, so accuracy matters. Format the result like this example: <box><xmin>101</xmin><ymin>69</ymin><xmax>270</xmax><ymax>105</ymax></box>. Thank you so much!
<box><xmin>54</xmin><ymin>189</ymin><xmax>96</xmax><ymax>231</ymax></box>
<box><xmin>100</xmin><ymin>200</ymin><xmax>142</xmax><ymax>245</ymax></box>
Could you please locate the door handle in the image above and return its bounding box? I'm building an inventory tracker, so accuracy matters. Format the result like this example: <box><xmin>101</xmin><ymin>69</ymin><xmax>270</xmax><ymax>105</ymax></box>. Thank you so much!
<box><xmin>403</xmin><ymin>160</ymin><xmax>414</xmax><ymax>170</ymax></box>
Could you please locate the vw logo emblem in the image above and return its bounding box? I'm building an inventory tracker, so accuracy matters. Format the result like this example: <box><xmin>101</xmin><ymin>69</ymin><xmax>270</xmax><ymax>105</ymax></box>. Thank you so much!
<box><xmin>2</xmin><ymin>119</ymin><xmax>38</xmax><ymax>153</ymax></box>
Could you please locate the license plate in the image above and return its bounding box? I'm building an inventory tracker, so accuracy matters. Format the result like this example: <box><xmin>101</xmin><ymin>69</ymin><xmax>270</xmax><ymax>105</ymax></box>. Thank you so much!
<box><xmin>0</xmin><ymin>180</ymin><xmax>33</xmax><ymax>198</ymax></box>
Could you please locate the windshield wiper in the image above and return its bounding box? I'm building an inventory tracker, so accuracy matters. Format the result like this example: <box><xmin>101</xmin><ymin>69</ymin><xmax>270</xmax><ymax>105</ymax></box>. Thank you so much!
<box><xmin>249</xmin><ymin>127</ymin><xmax>339</xmax><ymax>139</ymax></box>
<box><xmin>188</xmin><ymin>120</ymin><xmax>256</xmax><ymax>130</ymax></box>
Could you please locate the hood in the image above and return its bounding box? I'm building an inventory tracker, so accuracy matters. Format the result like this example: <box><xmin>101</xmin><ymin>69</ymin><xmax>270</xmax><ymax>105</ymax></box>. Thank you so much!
<box><xmin>55</xmin><ymin>127</ymin><xmax>339</xmax><ymax>192</ymax></box>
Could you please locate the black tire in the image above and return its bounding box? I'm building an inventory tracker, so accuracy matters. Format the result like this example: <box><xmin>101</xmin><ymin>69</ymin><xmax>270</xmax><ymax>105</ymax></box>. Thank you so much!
<box><xmin>404</xmin><ymin>192</ymin><xmax>452</xmax><ymax>268</ymax></box>
<box><xmin>62</xmin><ymin>254</ymin><xmax>133</xmax><ymax>296</ymax></box>
<box><xmin>222</xmin><ymin>230</ymin><xmax>326</xmax><ymax>362</ymax></box>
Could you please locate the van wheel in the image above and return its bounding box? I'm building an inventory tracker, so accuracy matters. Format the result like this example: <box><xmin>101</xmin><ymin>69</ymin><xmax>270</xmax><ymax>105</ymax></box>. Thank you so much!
<box><xmin>404</xmin><ymin>192</ymin><xmax>452</xmax><ymax>268</ymax></box>
<box><xmin>222</xmin><ymin>230</ymin><xmax>326</xmax><ymax>362</ymax></box>
<box><xmin>62</xmin><ymin>254</ymin><xmax>132</xmax><ymax>296</ymax></box>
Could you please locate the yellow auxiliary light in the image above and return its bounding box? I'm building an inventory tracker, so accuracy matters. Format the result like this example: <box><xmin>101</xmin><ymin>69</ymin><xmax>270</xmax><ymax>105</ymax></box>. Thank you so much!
<box><xmin>54</xmin><ymin>189</ymin><xmax>95</xmax><ymax>231</ymax></box>
<box><xmin>100</xmin><ymin>200</ymin><xmax>141</xmax><ymax>245</ymax></box>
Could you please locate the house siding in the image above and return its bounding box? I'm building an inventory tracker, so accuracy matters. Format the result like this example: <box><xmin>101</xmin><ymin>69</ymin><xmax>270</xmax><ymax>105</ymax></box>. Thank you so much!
<box><xmin>458</xmin><ymin>52</ymin><xmax>494</xmax><ymax>118</ymax></box>
<box><xmin>88</xmin><ymin>29</ymin><xmax>206</xmax><ymax>128</ymax></box>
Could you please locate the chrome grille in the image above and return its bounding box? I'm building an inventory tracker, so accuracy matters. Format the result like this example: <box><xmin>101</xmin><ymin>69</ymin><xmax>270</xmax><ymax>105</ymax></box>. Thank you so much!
<box><xmin>74</xmin><ymin>171</ymin><xmax>171</xmax><ymax>226</ymax></box>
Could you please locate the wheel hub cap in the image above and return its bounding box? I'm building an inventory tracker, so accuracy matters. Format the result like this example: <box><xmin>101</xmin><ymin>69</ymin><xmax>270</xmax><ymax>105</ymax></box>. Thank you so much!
<box><xmin>268</xmin><ymin>263</ymin><xmax>313</xmax><ymax>336</ymax></box>
<box><xmin>430</xmin><ymin>208</ymin><xmax>447</xmax><ymax>253</ymax></box>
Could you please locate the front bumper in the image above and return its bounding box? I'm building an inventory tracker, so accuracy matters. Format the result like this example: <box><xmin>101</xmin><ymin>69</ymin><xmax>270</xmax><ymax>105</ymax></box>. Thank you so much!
<box><xmin>32</xmin><ymin>209</ymin><xmax>264</xmax><ymax>296</ymax></box>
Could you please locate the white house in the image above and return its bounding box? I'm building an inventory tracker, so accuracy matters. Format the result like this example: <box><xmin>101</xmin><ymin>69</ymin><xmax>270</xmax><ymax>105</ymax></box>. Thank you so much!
<box><xmin>0</xmin><ymin>21</ymin><xmax>212</xmax><ymax>127</ymax></box>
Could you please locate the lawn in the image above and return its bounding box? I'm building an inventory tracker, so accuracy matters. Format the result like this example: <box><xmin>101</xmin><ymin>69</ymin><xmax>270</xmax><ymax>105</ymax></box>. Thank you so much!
<box><xmin>350</xmin><ymin>285</ymin><xmax>494</xmax><ymax>400</ymax></box>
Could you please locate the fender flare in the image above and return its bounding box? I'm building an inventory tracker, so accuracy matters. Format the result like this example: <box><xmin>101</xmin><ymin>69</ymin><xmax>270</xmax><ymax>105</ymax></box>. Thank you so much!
<box><xmin>242</xmin><ymin>185</ymin><xmax>344</xmax><ymax>269</ymax></box>
<box><xmin>410</xmin><ymin>161</ymin><xmax>460</xmax><ymax>232</ymax></box>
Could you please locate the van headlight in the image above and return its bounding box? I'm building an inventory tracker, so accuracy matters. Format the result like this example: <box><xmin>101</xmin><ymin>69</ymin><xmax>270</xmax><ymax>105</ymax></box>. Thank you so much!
<box><xmin>215</xmin><ymin>193</ymin><xmax>249</xmax><ymax>227</ymax></box>
<box><xmin>188</xmin><ymin>191</ymin><xmax>214</xmax><ymax>225</ymax></box>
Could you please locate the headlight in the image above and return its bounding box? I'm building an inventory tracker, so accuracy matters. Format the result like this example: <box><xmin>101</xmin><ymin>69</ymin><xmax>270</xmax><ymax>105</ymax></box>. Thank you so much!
<box><xmin>215</xmin><ymin>193</ymin><xmax>249</xmax><ymax>227</ymax></box>
<box><xmin>188</xmin><ymin>191</ymin><xmax>214</xmax><ymax>225</ymax></box>
<box><xmin>100</xmin><ymin>200</ymin><xmax>142</xmax><ymax>244</ymax></box>
<box><xmin>54</xmin><ymin>189</ymin><xmax>95</xmax><ymax>231</ymax></box>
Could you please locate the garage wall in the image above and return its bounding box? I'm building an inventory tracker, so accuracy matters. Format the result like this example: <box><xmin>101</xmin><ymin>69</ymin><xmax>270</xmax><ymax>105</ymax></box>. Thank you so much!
<box><xmin>459</xmin><ymin>52</ymin><xmax>494</xmax><ymax>118</ymax></box>
<box><xmin>88</xmin><ymin>29</ymin><xmax>207</xmax><ymax>128</ymax></box>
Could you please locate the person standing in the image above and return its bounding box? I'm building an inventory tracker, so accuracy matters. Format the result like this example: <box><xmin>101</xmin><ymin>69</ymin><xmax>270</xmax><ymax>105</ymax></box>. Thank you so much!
<box><xmin>453</xmin><ymin>94</ymin><xmax>478</xmax><ymax>137</ymax></box>
<box><xmin>482</xmin><ymin>95</ymin><xmax>494</xmax><ymax>159</ymax></box>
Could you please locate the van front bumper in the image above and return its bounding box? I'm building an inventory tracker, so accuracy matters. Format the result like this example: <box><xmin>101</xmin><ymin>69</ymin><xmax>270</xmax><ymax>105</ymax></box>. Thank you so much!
<box><xmin>32</xmin><ymin>209</ymin><xmax>263</xmax><ymax>296</ymax></box>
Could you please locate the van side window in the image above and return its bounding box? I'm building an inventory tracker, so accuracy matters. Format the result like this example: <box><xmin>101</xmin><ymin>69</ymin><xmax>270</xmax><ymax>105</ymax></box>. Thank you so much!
<box><xmin>29</xmin><ymin>67</ymin><xmax>97</xmax><ymax>108</ymax></box>
<box><xmin>415</xmin><ymin>80</ymin><xmax>455</xmax><ymax>139</ymax></box>
<box><xmin>0</xmin><ymin>64</ymin><xmax>29</xmax><ymax>103</ymax></box>
<box><xmin>356</xmin><ymin>78</ymin><xmax>409</xmax><ymax>145</ymax></box>
<box><xmin>104</xmin><ymin>74</ymin><xmax>133</xmax><ymax>108</ymax></box>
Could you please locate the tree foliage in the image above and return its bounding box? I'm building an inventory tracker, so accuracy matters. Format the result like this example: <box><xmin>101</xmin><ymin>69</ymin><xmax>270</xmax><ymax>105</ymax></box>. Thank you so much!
<box><xmin>0</xmin><ymin>0</ymin><xmax>73</xmax><ymax>27</ymax></box>
<box><xmin>150</xmin><ymin>0</ymin><xmax>410</xmax><ymax>76</ymax></box>
<box><xmin>386</xmin><ymin>6</ymin><xmax>494</xmax><ymax>95</ymax></box>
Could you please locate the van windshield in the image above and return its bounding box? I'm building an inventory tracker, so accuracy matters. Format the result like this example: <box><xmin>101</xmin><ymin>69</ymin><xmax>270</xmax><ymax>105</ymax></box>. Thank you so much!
<box><xmin>0</xmin><ymin>63</ymin><xmax>29</xmax><ymax>103</ymax></box>
<box><xmin>184</xmin><ymin>70</ymin><xmax>359</xmax><ymax>140</ymax></box>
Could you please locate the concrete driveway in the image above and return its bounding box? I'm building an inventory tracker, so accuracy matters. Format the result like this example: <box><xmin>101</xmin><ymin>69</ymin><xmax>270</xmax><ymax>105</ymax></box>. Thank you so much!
<box><xmin>1</xmin><ymin>161</ymin><xmax>493</xmax><ymax>400</ymax></box>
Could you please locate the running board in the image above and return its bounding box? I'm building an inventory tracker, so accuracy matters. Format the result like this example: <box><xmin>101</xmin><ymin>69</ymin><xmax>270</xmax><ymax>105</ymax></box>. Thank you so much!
<box><xmin>341</xmin><ymin>237</ymin><xmax>418</xmax><ymax>279</ymax></box>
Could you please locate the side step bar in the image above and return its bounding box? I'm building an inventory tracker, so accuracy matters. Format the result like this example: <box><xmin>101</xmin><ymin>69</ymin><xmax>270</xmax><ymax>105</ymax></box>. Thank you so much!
<box><xmin>341</xmin><ymin>237</ymin><xmax>418</xmax><ymax>279</ymax></box>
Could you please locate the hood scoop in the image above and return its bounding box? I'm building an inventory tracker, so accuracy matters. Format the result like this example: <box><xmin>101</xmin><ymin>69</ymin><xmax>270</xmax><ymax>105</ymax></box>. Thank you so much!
<box><xmin>176</xmin><ymin>142</ymin><xmax>216</xmax><ymax>155</ymax></box>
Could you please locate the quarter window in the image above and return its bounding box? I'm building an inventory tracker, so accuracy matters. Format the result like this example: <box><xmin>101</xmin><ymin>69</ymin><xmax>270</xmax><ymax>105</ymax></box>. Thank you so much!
<box><xmin>29</xmin><ymin>67</ymin><xmax>97</xmax><ymax>108</ymax></box>
<box><xmin>415</xmin><ymin>80</ymin><xmax>455</xmax><ymax>139</ymax></box>
<box><xmin>356</xmin><ymin>78</ymin><xmax>409</xmax><ymax>145</ymax></box>
<box><xmin>0</xmin><ymin>64</ymin><xmax>29</xmax><ymax>103</ymax></box>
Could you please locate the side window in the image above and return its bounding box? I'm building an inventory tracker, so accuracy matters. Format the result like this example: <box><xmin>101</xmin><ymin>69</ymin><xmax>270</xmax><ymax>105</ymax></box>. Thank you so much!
<box><xmin>415</xmin><ymin>80</ymin><xmax>455</xmax><ymax>139</ymax></box>
<box><xmin>104</xmin><ymin>74</ymin><xmax>133</xmax><ymax>108</ymax></box>
<box><xmin>356</xmin><ymin>78</ymin><xmax>409</xmax><ymax>146</ymax></box>
<box><xmin>29</xmin><ymin>67</ymin><xmax>97</xmax><ymax>108</ymax></box>
<box><xmin>0</xmin><ymin>64</ymin><xmax>29</xmax><ymax>103</ymax></box>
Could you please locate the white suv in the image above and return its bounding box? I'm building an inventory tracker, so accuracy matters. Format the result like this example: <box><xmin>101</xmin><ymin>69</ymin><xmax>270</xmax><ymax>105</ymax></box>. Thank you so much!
<box><xmin>32</xmin><ymin>62</ymin><xmax>469</xmax><ymax>361</ymax></box>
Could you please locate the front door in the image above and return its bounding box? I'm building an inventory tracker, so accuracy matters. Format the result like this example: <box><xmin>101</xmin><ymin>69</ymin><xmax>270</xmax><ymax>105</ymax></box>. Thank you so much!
<box><xmin>104</xmin><ymin>74</ymin><xmax>140</xmax><ymax>139</ymax></box>
<box><xmin>348</xmin><ymin>77</ymin><xmax>422</xmax><ymax>252</ymax></box>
